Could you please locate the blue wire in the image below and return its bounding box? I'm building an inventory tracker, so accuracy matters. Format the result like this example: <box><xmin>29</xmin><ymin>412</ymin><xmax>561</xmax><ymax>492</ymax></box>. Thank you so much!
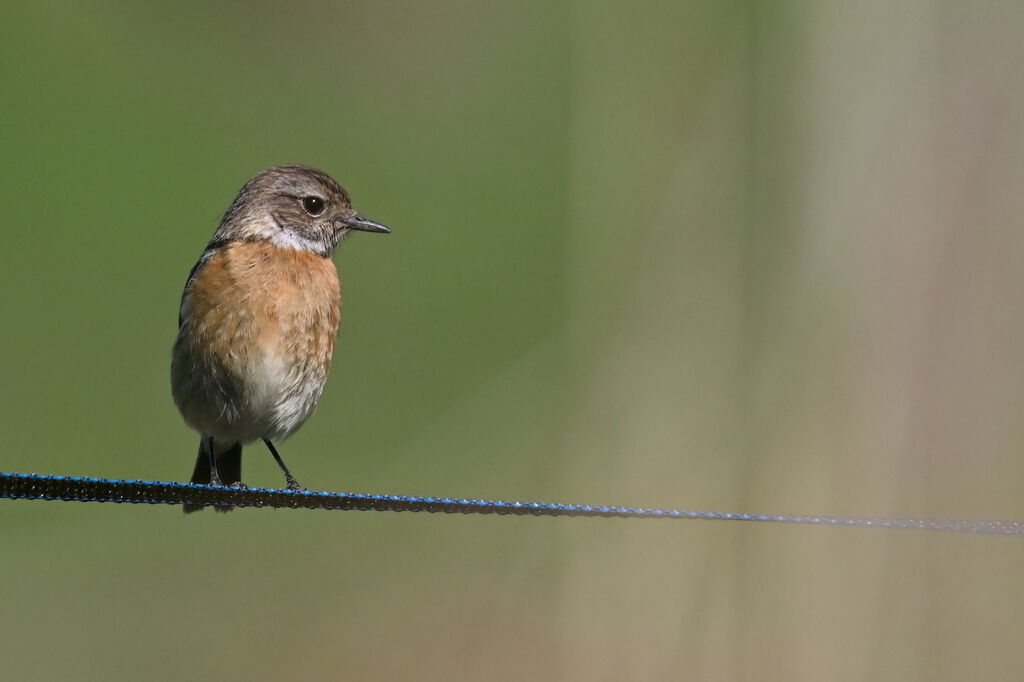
<box><xmin>2</xmin><ymin>471</ymin><xmax>1022</xmax><ymax>536</ymax></box>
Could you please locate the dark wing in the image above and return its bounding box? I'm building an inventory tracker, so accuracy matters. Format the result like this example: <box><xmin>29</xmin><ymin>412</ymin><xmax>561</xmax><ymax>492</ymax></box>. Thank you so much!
<box><xmin>178</xmin><ymin>243</ymin><xmax>222</xmax><ymax>329</ymax></box>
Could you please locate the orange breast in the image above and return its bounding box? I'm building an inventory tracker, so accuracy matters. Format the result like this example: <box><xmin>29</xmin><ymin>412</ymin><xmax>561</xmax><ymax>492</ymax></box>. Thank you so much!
<box><xmin>187</xmin><ymin>241</ymin><xmax>341</xmax><ymax>367</ymax></box>
<box><xmin>172</xmin><ymin>240</ymin><xmax>342</xmax><ymax>442</ymax></box>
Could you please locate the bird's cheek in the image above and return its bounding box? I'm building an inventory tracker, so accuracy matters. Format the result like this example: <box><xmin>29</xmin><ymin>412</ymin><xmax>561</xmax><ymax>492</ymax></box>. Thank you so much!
<box><xmin>329</xmin><ymin>224</ymin><xmax>349</xmax><ymax>243</ymax></box>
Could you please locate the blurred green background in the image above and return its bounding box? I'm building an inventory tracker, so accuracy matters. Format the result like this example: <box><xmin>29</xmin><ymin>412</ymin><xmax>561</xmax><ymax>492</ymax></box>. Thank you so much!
<box><xmin>3</xmin><ymin>1</ymin><xmax>1024</xmax><ymax>680</ymax></box>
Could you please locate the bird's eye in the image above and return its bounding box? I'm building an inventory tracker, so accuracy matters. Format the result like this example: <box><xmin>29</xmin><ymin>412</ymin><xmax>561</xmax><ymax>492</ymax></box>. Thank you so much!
<box><xmin>302</xmin><ymin>196</ymin><xmax>326</xmax><ymax>216</ymax></box>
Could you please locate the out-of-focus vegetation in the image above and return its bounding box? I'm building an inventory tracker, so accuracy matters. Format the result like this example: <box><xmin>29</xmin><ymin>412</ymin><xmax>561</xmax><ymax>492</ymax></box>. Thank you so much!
<box><xmin>2</xmin><ymin>2</ymin><xmax>1023</xmax><ymax>680</ymax></box>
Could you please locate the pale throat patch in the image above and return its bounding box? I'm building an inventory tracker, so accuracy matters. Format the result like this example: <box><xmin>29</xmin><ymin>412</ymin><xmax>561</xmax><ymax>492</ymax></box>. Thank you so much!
<box><xmin>254</xmin><ymin>214</ymin><xmax>336</xmax><ymax>256</ymax></box>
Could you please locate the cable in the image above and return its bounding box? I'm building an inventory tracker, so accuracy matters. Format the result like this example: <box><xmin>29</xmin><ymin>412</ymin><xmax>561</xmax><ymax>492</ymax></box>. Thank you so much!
<box><xmin>2</xmin><ymin>471</ymin><xmax>1021</xmax><ymax>536</ymax></box>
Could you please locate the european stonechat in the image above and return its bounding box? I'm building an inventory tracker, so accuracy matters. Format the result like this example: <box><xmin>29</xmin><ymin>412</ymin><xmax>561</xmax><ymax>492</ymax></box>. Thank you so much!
<box><xmin>171</xmin><ymin>165</ymin><xmax>389</xmax><ymax>512</ymax></box>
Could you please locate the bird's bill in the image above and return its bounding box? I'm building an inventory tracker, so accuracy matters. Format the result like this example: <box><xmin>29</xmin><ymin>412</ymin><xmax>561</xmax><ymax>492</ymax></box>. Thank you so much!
<box><xmin>343</xmin><ymin>215</ymin><xmax>390</xmax><ymax>233</ymax></box>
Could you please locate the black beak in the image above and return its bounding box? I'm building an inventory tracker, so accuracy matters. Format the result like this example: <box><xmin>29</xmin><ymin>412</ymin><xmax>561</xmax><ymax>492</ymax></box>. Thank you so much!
<box><xmin>342</xmin><ymin>214</ymin><xmax>390</xmax><ymax>234</ymax></box>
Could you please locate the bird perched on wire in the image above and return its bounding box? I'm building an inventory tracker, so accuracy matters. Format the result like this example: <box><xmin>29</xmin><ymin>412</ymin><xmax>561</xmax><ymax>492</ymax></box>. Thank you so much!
<box><xmin>171</xmin><ymin>165</ymin><xmax>390</xmax><ymax>513</ymax></box>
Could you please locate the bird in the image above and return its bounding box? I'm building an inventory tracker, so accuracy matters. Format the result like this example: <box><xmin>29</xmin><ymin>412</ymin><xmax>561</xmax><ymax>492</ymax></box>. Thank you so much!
<box><xmin>171</xmin><ymin>165</ymin><xmax>389</xmax><ymax>513</ymax></box>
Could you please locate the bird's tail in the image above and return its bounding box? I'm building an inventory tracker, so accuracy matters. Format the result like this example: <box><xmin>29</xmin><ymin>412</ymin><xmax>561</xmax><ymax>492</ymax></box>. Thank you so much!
<box><xmin>183</xmin><ymin>439</ymin><xmax>242</xmax><ymax>514</ymax></box>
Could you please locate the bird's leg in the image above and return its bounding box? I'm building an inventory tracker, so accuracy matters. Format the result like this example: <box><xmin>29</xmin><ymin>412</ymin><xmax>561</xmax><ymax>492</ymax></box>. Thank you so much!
<box><xmin>207</xmin><ymin>436</ymin><xmax>224</xmax><ymax>487</ymax></box>
<box><xmin>263</xmin><ymin>438</ymin><xmax>302</xmax><ymax>490</ymax></box>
